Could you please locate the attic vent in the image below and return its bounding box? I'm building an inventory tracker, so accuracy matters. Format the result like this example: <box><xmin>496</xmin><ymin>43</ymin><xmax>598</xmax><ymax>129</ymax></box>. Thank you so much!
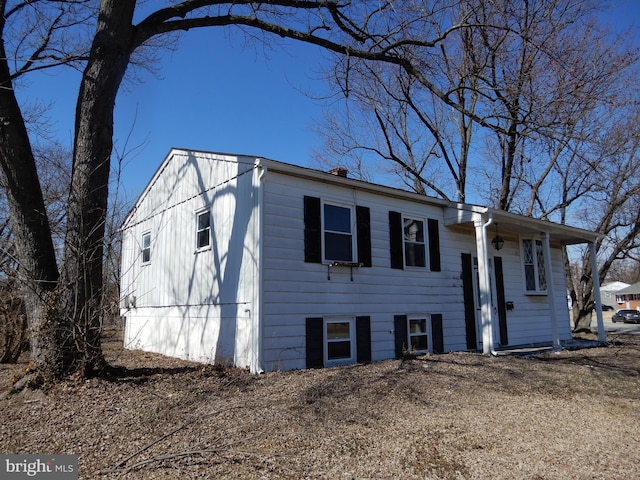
<box><xmin>329</xmin><ymin>167</ymin><xmax>348</xmax><ymax>178</ymax></box>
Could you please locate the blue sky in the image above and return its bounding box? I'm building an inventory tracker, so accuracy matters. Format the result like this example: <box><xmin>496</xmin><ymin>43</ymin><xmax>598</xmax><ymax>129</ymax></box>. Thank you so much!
<box><xmin>23</xmin><ymin>26</ymin><xmax>332</xmax><ymax>203</ymax></box>
<box><xmin>111</xmin><ymin>28</ymin><xmax>333</xmax><ymax>201</ymax></box>
<box><xmin>18</xmin><ymin>1</ymin><xmax>640</xmax><ymax>205</ymax></box>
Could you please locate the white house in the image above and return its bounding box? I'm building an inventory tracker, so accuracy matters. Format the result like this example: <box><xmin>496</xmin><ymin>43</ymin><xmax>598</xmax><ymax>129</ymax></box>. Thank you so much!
<box><xmin>119</xmin><ymin>148</ymin><xmax>604</xmax><ymax>373</ymax></box>
<box><xmin>599</xmin><ymin>281</ymin><xmax>629</xmax><ymax>309</ymax></box>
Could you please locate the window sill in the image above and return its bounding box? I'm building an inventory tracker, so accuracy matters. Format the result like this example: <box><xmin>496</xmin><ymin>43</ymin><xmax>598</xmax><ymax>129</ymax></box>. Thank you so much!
<box><xmin>404</xmin><ymin>265</ymin><xmax>428</xmax><ymax>271</ymax></box>
<box><xmin>194</xmin><ymin>247</ymin><xmax>211</xmax><ymax>254</ymax></box>
<box><xmin>328</xmin><ymin>261</ymin><xmax>363</xmax><ymax>267</ymax></box>
<box><xmin>524</xmin><ymin>291</ymin><xmax>548</xmax><ymax>296</ymax></box>
<box><xmin>325</xmin><ymin>358</ymin><xmax>356</xmax><ymax>367</ymax></box>
<box><xmin>408</xmin><ymin>348</ymin><xmax>429</xmax><ymax>355</ymax></box>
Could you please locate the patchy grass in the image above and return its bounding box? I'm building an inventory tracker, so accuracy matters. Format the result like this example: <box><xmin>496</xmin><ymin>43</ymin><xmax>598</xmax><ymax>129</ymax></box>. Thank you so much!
<box><xmin>1</xmin><ymin>328</ymin><xmax>639</xmax><ymax>479</ymax></box>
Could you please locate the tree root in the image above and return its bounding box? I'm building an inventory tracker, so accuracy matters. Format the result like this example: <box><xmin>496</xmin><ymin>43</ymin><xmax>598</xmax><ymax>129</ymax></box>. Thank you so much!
<box><xmin>7</xmin><ymin>368</ymin><xmax>44</xmax><ymax>396</ymax></box>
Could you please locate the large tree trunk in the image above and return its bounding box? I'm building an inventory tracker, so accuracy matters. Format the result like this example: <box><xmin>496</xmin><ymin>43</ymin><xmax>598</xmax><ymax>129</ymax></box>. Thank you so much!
<box><xmin>59</xmin><ymin>0</ymin><xmax>136</xmax><ymax>375</ymax></box>
<box><xmin>0</xmin><ymin>32</ymin><xmax>68</xmax><ymax>382</ymax></box>
<box><xmin>572</xmin><ymin>280</ymin><xmax>595</xmax><ymax>333</ymax></box>
<box><xmin>0</xmin><ymin>0</ymin><xmax>135</xmax><ymax>384</ymax></box>
<box><xmin>565</xmin><ymin>246</ymin><xmax>598</xmax><ymax>333</ymax></box>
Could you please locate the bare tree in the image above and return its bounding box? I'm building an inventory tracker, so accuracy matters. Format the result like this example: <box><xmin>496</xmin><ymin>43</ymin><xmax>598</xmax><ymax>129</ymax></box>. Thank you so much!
<box><xmin>565</xmin><ymin>108</ymin><xmax>640</xmax><ymax>330</ymax></box>
<box><xmin>0</xmin><ymin>279</ymin><xmax>27</xmax><ymax>363</ymax></box>
<box><xmin>462</xmin><ymin>0</ymin><xmax>640</xmax><ymax>329</ymax></box>
<box><xmin>606</xmin><ymin>261</ymin><xmax>640</xmax><ymax>286</ymax></box>
<box><xmin>315</xmin><ymin>0</ymin><xmax>634</xmax><ymax>209</ymax></box>
<box><xmin>0</xmin><ymin>208</ymin><xmax>25</xmax><ymax>363</ymax></box>
<box><xmin>0</xmin><ymin>140</ymin><xmax>72</xmax><ymax>363</ymax></box>
<box><xmin>1</xmin><ymin>0</ymin><xmax>492</xmax><ymax>386</ymax></box>
<box><xmin>454</xmin><ymin>0</ymin><xmax>637</xmax><ymax>213</ymax></box>
<box><xmin>314</xmin><ymin>1</ymin><xmax>484</xmax><ymax>201</ymax></box>
<box><xmin>314</xmin><ymin>61</ymin><xmax>456</xmax><ymax>198</ymax></box>
<box><xmin>314</xmin><ymin>56</ymin><xmax>474</xmax><ymax>200</ymax></box>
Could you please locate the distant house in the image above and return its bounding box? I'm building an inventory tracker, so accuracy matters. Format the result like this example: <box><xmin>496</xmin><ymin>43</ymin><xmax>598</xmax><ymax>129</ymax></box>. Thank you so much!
<box><xmin>119</xmin><ymin>149</ymin><xmax>604</xmax><ymax>372</ymax></box>
<box><xmin>614</xmin><ymin>283</ymin><xmax>640</xmax><ymax>310</ymax></box>
<box><xmin>600</xmin><ymin>281</ymin><xmax>629</xmax><ymax>310</ymax></box>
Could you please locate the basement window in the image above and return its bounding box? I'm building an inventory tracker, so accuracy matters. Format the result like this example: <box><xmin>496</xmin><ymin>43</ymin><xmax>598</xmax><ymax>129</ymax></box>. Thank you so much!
<box><xmin>324</xmin><ymin>317</ymin><xmax>355</xmax><ymax>366</ymax></box>
<box><xmin>408</xmin><ymin>316</ymin><xmax>429</xmax><ymax>353</ymax></box>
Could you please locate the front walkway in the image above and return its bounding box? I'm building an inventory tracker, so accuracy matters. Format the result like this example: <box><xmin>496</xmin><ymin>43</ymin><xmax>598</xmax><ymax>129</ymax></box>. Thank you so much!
<box><xmin>493</xmin><ymin>337</ymin><xmax>605</xmax><ymax>357</ymax></box>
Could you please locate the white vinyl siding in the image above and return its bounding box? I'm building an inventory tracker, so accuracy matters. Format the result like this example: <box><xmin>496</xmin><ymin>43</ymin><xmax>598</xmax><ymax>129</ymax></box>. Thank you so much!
<box><xmin>260</xmin><ymin>172</ymin><xmax>461</xmax><ymax>371</ymax></box>
<box><xmin>119</xmin><ymin>150</ymin><xmax>261</xmax><ymax>371</ymax></box>
<box><xmin>497</xmin><ymin>242</ymin><xmax>570</xmax><ymax>346</ymax></box>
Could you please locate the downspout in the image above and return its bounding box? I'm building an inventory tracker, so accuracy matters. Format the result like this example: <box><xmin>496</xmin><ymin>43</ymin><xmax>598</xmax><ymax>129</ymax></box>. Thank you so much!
<box><xmin>475</xmin><ymin>213</ymin><xmax>497</xmax><ymax>355</ymax></box>
<box><xmin>253</xmin><ymin>159</ymin><xmax>267</xmax><ymax>373</ymax></box>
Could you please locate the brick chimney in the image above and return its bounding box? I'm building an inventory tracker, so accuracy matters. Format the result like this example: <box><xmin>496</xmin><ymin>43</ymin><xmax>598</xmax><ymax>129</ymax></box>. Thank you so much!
<box><xmin>329</xmin><ymin>167</ymin><xmax>348</xmax><ymax>178</ymax></box>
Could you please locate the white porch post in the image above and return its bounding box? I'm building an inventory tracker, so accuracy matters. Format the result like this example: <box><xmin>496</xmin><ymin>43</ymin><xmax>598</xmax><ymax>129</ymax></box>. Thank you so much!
<box><xmin>590</xmin><ymin>242</ymin><xmax>606</xmax><ymax>342</ymax></box>
<box><xmin>474</xmin><ymin>215</ymin><xmax>494</xmax><ymax>355</ymax></box>
<box><xmin>541</xmin><ymin>232</ymin><xmax>561</xmax><ymax>349</ymax></box>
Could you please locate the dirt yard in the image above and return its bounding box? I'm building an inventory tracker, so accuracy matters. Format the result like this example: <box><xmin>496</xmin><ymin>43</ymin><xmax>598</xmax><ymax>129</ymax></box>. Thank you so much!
<box><xmin>1</xmin><ymin>328</ymin><xmax>639</xmax><ymax>479</ymax></box>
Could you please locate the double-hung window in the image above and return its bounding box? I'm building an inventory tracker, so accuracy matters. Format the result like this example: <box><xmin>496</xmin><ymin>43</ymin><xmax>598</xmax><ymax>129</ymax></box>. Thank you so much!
<box><xmin>522</xmin><ymin>238</ymin><xmax>547</xmax><ymax>293</ymax></box>
<box><xmin>304</xmin><ymin>196</ymin><xmax>371</xmax><ymax>267</ymax></box>
<box><xmin>324</xmin><ymin>317</ymin><xmax>355</xmax><ymax>366</ymax></box>
<box><xmin>403</xmin><ymin>216</ymin><xmax>426</xmax><ymax>268</ymax></box>
<box><xmin>408</xmin><ymin>316</ymin><xmax>429</xmax><ymax>353</ymax></box>
<box><xmin>389</xmin><ymin>211</ymin><xmax>440</xmax><ymax>271</ymax></box>
<box><xmin>306</xmin><ymin>316</ymin><xmax>371</xmax><ymax>368</ymax></box>
<box><xmin>323</xmin><ymin>202</ymin><xmax>355</xmax><ymax>263</ymax></box>
<box><xmin>196</xmin><ymin>210</ymin><xmax>211</xmax><ymax>250</ymax></box>
<box><xmin>395</xmin><ymin>313</ymin><xmax>443</xmax><ymax>357</ymax></box>
<box><xmin>141</xmin><ymin>231</ymin><xmax>151</xmax><ymax>264</ymax></box>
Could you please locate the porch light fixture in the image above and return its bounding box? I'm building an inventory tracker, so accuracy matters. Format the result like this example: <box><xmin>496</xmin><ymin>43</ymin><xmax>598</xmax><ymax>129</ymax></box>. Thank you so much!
<box><xmin>491</xmin><ymin>224</ymin><xmax>504</xmax><ymax>251</ymax></box>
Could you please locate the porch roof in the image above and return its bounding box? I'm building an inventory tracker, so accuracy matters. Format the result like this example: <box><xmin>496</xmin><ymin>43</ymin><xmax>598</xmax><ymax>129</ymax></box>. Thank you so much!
<box><xmin>444</xmin><ymin>203</ymin><xmax>601</xmax><ymax>246</ymax></box>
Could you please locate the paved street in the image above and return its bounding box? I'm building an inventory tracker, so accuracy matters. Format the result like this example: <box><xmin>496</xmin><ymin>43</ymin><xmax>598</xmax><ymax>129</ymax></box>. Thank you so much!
<box><xmin>590</xmin><ymin>311</ymin><xmax>640</xmax><ymax>335</ymax></box>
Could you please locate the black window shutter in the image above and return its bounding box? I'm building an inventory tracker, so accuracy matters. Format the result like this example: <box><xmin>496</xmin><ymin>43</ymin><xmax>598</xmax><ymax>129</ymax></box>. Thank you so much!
<box><xmin>389</xmin><ymin>211</ymin><xmax>403</xmax><ymax>269</ymax></box>
<box><xmin>431</xmin><ymin>314</ymin><xmax>444</xmax><ymax>354</ymax></box>
<box><xmin>461</xmin><ymin>253</ymin><xmax>477</xmax><ymax>350</ymax></box>
<box><xmin>428</xmin><ymin>218</ymin><xmax>441</xmax><ymax>272</ymax></box>
<box><xmin>394</xmin><ymin>314</ymin><xmax>408</xmax><ymax>358</ymax></box>
<box><xmin>356</xmin><ymin>206</ymin><xmax>372</xmax><ymax>267</ymax></box>
<box><xmin>305</xmin><ymin>317</ymin><xmax>324</xmax><ymax>368</ymax></box>
<box><xmin>494</xmin><ymin>256</ymin><xmax>509</xmax><ymax>346</ymax></box>
<box><xmin>304</xmin><ymin>196</ymin><xmax>322</xmax><ymax>263</ymax></box>
<box><xmin>356</xmin><ymin>316</ymin><xmax>372</xmax><ymax>363</ymax></box>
